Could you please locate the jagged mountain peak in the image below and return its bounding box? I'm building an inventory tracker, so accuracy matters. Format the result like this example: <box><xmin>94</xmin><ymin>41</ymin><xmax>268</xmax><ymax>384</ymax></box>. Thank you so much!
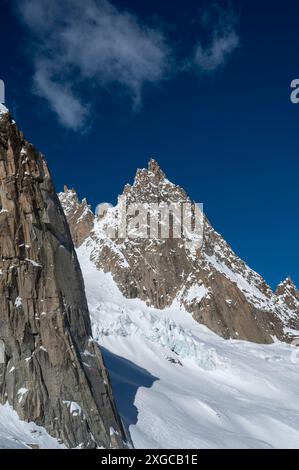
<box><xmin>59</xmin><ymin>159</ymin><xmax>299</xmax><ymax>345</ymax></box>
<box><xmin>62</xmin><ymin>185</ymin><xmax>89</xmax><ymax>205</ymax></box>
<box><xmin>133</xmin><ymin>158</ymin><xmax>167</xmax><ymax>186</ymax></box>
<box><xmin>123</xmin><ymin>158</ymin><xmax>189</xmax><ymax>204</ymax></box>
<box><xmin>275</xmin><ymin>276</ymin><xmax>299</xmax><ymax>317</ymax></box>
<box><xmin>276</xmin><ymin>276</ymin><xmax>298</xmax><ymax>293</ymax></box>
<box><xmin>58</xmin><ymin>186</ymin><xmax>94</xmax><ymax>248</ymax></box>
<box><xmin>63</xmin><ymin>184</ymin><xmax>74</xmax><ymax>193</ymax></box>
<box><xmin>147</xmin><ymin>157</ymin><xmax>165</xmax><ymax>176</ymax></box>
<box><xmin>60</xmin><ymin>185</ymin><xmax>90</xmax><ymax>212</ymax></box>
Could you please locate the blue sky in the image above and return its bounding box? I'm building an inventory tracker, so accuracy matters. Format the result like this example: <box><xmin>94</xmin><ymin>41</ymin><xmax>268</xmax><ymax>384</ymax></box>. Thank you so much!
<box><xmin>0</xmin><ymin>0</ymin><xmax>299</xmax><ymax>289</ymax></box>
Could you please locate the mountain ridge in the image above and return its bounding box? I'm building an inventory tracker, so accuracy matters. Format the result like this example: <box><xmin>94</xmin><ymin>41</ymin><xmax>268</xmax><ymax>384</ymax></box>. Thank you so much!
<box><xmin>59</xmin><ymin>159</ymin><xmax>299</xmax><ymax>344</ymax></box>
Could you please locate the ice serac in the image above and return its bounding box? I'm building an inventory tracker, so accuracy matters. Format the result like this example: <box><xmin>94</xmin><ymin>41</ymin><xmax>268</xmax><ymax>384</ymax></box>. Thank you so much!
<box><xmin>0</xmin><ymin>110</ymin><xmax>126</xmax><ymax>448</ymax></box>
<box><xmin>60</xmin><ymin>159</ymin><xmax>299</xmax><ymax>344</ymax></box>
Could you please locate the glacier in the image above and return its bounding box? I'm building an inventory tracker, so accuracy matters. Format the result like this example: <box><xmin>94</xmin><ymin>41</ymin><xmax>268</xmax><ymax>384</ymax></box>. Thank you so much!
<box><xmin>77</xmin><ymin>241</ymin><xmax>299</xmax><ymax>449</ymax></box>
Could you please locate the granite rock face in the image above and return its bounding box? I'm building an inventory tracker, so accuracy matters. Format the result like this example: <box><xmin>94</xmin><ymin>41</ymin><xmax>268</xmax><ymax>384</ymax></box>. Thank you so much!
<box><xmin>0</xmin><ymin>110</ymin><xmax>126</xmax><ymax>449</ymax></box>
<box><xmin>59</xmin><ymin>187</ymin><xmax>94</xmax><ymax>248</ymax></box>
<box><xmin>60</xmin><ymin>159</ymin><xmax>299</xmax><ymax>344</ymax></box>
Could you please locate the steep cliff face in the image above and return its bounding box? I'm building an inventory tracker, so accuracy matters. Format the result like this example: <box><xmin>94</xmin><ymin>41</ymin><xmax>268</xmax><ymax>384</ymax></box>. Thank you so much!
<box><xmin>0</xmin><ymin>109</ymin><xmax>126</xmax><ymax>449</ymax></box>
<box><xmin>59</xmin><ymin>159</ymin><xmax>299</xmax><ymax>344</ymax></box>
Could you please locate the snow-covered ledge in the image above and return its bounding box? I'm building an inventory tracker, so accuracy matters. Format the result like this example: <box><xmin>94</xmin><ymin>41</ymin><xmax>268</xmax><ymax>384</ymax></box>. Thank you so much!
<box><xmin>0</xmin><ymin>103</ymin><xmax>9</xmax><ymax>116</ymax></box>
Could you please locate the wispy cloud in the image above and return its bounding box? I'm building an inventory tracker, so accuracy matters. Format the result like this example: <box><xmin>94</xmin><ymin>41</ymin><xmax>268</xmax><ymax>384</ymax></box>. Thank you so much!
<box><xmin>33</xmin><ymin>60</ymin><xmax>90</xmax><ymax>130</ymax></box>
<box><xmin>16</xmin><ymin>0</ymin><xmax>171</xmax><ymax>130</ymax></box>
<box><xmin>16</xmin><ymin>1</ymin><xmax>240</xmax><ymax>129</ymax></box>
<box><xmin>193</xmin><ymin>3</ymin><xmax>240</xmax><ymax>73</ymax></box>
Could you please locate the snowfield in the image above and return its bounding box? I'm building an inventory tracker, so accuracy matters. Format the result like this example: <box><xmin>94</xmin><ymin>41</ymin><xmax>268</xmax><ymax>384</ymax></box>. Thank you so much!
<box><xmin>1</xmin><ymin>240</ymin><xmax>299</xmax><ymax>449</ymax></box>
<box><xmin>78</xmin><ymin>242</ymin><xmax>299</xmax><ymax>449</ymax></box>
<box><xmin>0</xmin><ymin>403</ymin><xmax>65</xmax><ymax>449</ymax></box>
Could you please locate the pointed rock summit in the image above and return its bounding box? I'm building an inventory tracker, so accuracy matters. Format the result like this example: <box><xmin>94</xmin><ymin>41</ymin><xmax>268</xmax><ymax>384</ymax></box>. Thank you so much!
<box><xmin>59</xmin><ymin>187</ymin><xmax>94</xmax><ymax>248</ymax></box>
<box><xmin>124</xmin><ymin>158</ymin><xmax>188</xmax><ymax>205</ymax></box>
<box><xmin>275</xmin><ymin>277</ymin><xmax>299</xmax><ymax>319</ymax></box>
<box><xmin>148</xmin><ymin>158</ymin><xmax>165</xmax><ymax>177</ymax></box>
<box><xmin>276</xmin><ymin>276</ymin><xmax>298</xmax><ymax>293</ymax></box>
<box><xmin>0</xmin><ymin>111</ymin><xmax>126</xmax><ymax>448</ymax></box>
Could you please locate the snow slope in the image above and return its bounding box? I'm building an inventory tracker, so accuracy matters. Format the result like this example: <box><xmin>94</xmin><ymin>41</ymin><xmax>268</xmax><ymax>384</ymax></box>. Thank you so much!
<box><xmin>78</xmin><ymin>242</ymin><xmax>299</xmax><ymax>449</ymax></box>
<box><xmin>0</xmin><ymin>403</ymin><xmax>65</xmax><ymax>449</ymax></box>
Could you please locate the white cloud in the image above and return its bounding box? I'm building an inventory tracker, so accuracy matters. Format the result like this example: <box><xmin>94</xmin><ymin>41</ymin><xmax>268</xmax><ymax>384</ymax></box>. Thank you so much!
<box><xmin>33</xmin><ymin>61</ymin><xmax>90</xmax><ymax>130</ymax></box>
<box><xmin>17</xmin><ymin>0</ymin><xmax>170</xmax><ymax>130</ymax></box>
<box><xmin>193</xmin><ymin>4</ymin><xmax>239</xmax><ymax>73</ymax></box>
<box><xmin>16</xmin><ymin>1</ymin><xmax>241</xmax><ymax>128</ymax></box>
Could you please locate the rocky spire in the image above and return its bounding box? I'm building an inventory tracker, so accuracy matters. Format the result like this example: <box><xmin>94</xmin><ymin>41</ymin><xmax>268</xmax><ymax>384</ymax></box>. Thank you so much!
<box><xmin>58</xmin><ymin>186</ymin><xmax>94</xmax><ymax>247</ymax></box>
<box><xmin>127</xmin><ymin>158</ymin><xmax>188</xmax><ymax>204</ymax></box>
<box><xmin>148</xmin><ymin>158</ymin><xmax>165</xmax><ymax>178</ymax></box>
<box><xmin>276</xmin><ymin>276</ymin><xmax>298</xmax><ymax>292</ymax></box>
<box><xmin>275</xmin><ymin>277</ymin><xmax>299</xmax><ymax>314</ymax></box>
<box><xmin>0</xmin><ymin>112</ymin><xmax>127</xmax><ymax>448</ymax></box>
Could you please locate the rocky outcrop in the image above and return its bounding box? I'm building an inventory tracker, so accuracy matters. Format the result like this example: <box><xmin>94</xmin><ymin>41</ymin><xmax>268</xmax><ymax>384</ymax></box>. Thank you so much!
<box><xmin>0</xmin><ymin>109</ymin><xmax>127</xmax><ymax>448</ymax></box>
<box><xmin>60</xmin><ymin>159</ymin><xmax>299</xmax><ymax>344</ymax></box>
<box><xmin>274</xmin><ymin>277</ymin><xmax>299</xmax><ymax>332</ymax></box>
<box><xmin>275</xmin><ymin>277</ymin><xmax>299</xmax><ymax>311</ymax></box>
<box><xmin>58</xmin><ymin>187</ymin><xmax>94</xmax><ymax>248</ymax></box>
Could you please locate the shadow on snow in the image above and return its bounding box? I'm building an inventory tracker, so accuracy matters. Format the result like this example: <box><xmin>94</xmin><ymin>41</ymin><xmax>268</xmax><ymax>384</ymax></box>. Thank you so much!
<box><xmin>101</xmin><ymin>347</ymin><xmax>158</xmax><ymax>436</ymax></box>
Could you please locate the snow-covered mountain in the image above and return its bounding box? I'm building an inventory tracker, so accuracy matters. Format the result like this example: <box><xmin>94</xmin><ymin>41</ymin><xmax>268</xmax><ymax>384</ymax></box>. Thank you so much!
<box><xmin>73</xmin><ymin>240</ymin><xmax>299</xmax><ymax>449</ymax></box>
<box><xmin>1</xmin><ymin>106</ymin><xmax>298</xmax><ymax>449</ymax></box>
<box><xmin>57</xmin><ymin>158</ymin><xmax>299</xmax><ymax>449</ymax></box>
<box><xmin>59</xmin><ymin>159</ymin><xmax>299</xmax><ymax>345</ymax></box>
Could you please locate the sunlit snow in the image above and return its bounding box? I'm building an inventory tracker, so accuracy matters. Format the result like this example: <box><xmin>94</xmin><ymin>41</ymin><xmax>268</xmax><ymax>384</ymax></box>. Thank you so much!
<box><xmin>0</xmin><ymin>403</ymin><xmax>65</xmax><ymax>449</ymax></box>
<box><xmin>78</xmin><ymin>242</ymin><xmax>299</xmax><ymax>449</ymax></box>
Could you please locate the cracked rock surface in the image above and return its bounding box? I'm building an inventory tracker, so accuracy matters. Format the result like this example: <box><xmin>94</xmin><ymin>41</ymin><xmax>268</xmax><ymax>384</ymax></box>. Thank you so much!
<box><xmin>0</xmin><ymin>110</ymin><xmax>127</xmax><ymax>449</ymax></box>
